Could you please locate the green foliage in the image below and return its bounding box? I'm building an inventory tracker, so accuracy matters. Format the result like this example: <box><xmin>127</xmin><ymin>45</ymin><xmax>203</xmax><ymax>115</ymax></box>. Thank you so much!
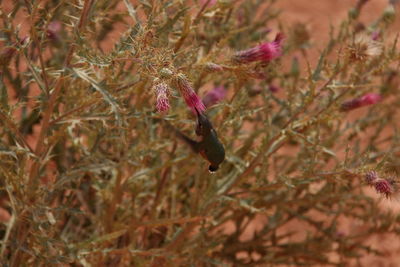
<box><xmin>1</xmin><ymin>0</ymin><xmax>400</xmax><ymax>266</ymax></box>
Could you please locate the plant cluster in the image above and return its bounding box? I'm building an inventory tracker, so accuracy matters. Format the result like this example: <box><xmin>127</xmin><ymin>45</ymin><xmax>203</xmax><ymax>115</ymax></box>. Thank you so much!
<box><xmin>1</xmin><ymin>0</ymin><xmax>400</xmax><ymax>266</ymax></box>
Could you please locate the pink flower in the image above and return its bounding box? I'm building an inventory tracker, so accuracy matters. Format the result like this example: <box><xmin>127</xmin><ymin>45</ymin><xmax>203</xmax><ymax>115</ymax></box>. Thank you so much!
<box><xmin>202</xmin><ymin>86</ymin><xmax>226</xmax><ymax>107</ymax></box>
<box><xmin>175</xmin><ymin>74</ymin><xmax>206</xmax><ymax>114</ymax></box>
<box><xmin>232</xmin><ymin>33</ymin><xmax>284</xmax><ymax>64</ymax></box>
<box><xmin>340</xmin><ymin>93</ymin><xmax>381</xmax><ymax>111</ymax></box>
<box><xmin>153</xmin><ymin>80</ymin><xmax>170</xmax><ymax>113</ymax></box>
<box><xmin>374</xmin><ymin>178</ymin><xmax>395</xmax><ymax>198</ymax></box>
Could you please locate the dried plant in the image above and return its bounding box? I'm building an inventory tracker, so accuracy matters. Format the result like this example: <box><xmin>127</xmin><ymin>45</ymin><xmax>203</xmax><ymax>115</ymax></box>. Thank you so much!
<box><xmin>1</xmin><ymin>0</ymin><xmax>400</xmax><ymax>266</ymax></box>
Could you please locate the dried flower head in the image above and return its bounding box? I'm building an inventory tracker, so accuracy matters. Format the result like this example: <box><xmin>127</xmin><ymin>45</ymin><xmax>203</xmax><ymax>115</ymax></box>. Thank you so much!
<box><xmin>365</xmin><ymin>170</ymin><xmax>379</xmax><ymax>185</ymax></box>
<box><xmin>347</xmin><ymin>34</ymin><xmax>382</xmax><ymax>61</ymax></box>
<box><xmin>153</xmin><ymin>79</ymin><xmax>170</xmax><ymax>113</ymax></box>
<box><xmin>232</xmin><ymin>33</ymin><xmax>284</xmax><ymax>64</ymax></box>
<box><xmin>340</xmin><ymin>93</ymin><xmax>381</xmax><ymax>112</ymax></box>
<box><xmin>291</xmin><ymin>22</ymin><xmax>311</xmax><ymax>48</ymax></box>
<box><xmin>202</xmin><ymin>86</ymin><xmax>226</xmax><ymax>107</ymax></box>
<box><xmin>174</xmin><ymin>73</ymin><xmax>206</xmax><ymax>114</ymax></box>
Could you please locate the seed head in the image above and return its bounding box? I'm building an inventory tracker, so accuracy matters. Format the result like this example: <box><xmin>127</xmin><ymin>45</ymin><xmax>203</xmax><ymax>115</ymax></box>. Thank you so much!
<box><xmin>174</xmin><ymin>73</ymin><xmax>206</xmax><ymax>114</ymax></box>
<box><xmin>340</xmin><ymin>93</ymin><xmax>381</xmax><ymax>112</ymax></box>
<box><xmin>347</xmin><ymin>34</ymin><xmax>382</xmax><ymax>61</ymax></box>
<box><xmin>232</xmin><ymin>33</ymin><xmax>284</xmax><ymax>64</ymax></box>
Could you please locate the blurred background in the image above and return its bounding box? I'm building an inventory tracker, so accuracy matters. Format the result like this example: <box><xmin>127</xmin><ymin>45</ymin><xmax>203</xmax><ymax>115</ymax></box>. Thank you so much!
<box><xmin>276</xmin><ymin>1</ymin><xmax>400</xmax><ymax>266</ymax></box>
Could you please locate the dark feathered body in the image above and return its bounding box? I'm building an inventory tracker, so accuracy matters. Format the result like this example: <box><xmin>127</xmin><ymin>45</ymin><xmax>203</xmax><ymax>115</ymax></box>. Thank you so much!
<box><xmin>173</xmin><ymin>109</ymin><xmax>225</xmax><ymax>172</ymax></box>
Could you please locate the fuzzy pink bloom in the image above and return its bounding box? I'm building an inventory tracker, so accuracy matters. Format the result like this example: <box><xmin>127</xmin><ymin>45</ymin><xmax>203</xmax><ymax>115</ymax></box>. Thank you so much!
<box><xmin>340</xmin><ymin>93</ymin><xmax>381</xmax><ymax>111</ymax></box>
<box><xmin>232</xmin><ymin>33</ymin><xmax>284</xmax><ymax>64</ymax></box>
<box><xmin>175</xmin><ymin>74</ymin><xmax>206</xmax><ymax>114</ymax></box>
<box><xmin>202</xmin><ymin>86</ymin><xmax>226</xmax><ymax>107</ymax></box>
<box><xmin>374</xmin><ymin>178</ymin><xmax>395</xmax><ymax>198</ymax></box>
<box><xmin>154</xmin><ymin>81</ymin><xmax>170</xmax><ymax>113</ymax></box>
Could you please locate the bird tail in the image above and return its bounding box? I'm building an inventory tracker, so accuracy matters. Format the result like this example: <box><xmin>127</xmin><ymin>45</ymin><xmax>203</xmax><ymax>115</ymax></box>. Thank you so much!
<box><xmin>155</xmin><ymin>118</ymin><xmax>199</xmax><ymax>153</ymax></box>
<box><xmin>173</xmin><ymin>129</ymin><xmax>199</xmax><ymax>153</ymax></box>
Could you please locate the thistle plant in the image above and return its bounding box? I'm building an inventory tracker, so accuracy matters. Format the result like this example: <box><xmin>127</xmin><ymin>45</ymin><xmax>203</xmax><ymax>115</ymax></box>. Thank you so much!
<box><xmin>1</xmin><ymin>0</ymin><xmax>400</xmax><ymax>266</ymax></box>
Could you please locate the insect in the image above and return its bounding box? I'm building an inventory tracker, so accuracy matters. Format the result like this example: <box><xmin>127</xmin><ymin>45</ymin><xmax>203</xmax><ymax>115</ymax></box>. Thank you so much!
<box><xmin>174</xmin><ymin>108</ymin><xmax>225</xmax><ymax>172</ymax></box>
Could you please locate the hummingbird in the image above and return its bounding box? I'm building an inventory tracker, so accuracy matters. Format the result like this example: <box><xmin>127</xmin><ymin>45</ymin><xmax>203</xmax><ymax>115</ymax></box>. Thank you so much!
<box><xmin>174</xmin><ymin>108</ymin><xmax>225</xmax><ymax>172</ymax></box>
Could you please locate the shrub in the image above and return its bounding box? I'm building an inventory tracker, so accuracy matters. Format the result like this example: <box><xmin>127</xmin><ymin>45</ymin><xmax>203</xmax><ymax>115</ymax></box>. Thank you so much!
<box><xmin>1</xmin><ymin>0</ymin><xmax>400</xmax><ymax>265</ymax></box>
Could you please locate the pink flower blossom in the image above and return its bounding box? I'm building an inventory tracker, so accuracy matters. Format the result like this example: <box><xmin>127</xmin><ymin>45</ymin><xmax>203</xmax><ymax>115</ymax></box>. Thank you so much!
<box><xmin>374</xmin><ymin>178</ymin><xmax>395</xmax><ymax>198</ymax></box>
<box><xmin>175</xmin><ymin>74</ymin><xmax>206</xmax><ymax>114</ymax></box>
<box><xmin>340</xmin><ymin>93</ymin><xmax>381</xmax><ymax>111</ymax></box>
<box><xmin>202</xmin><ymin>86</ymin><xmax>226</xmax><ymax>107</ymax></box>
<box><xmin>232</xmin><ymin>33</ymin><xmax>284</xmax><ymax>64</ymax></box>
<box><xmin>153</xmin><ymin>80</ymin><xmax>170</xmax><ymax>113</ymax></box>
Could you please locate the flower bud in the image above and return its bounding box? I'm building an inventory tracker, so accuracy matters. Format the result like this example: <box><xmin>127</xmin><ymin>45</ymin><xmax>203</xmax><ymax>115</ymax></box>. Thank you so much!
<box><xmin>159</xmin><ymin>68</ymin><xmax>174</xmax><ymax>79</ymax></box>
<box><xmin>203</xmin><ymin>62</ymin><xmax>224</xmax><ymax>72</ymax></box>
<box><xmin>382</xmin><ymin>5</ymin><xmax>396</xmax><ymax>23</ymax></box>
<box><xmin>232</xmin><ymin>33</ymin><xmax>284</xmax><ymax>64</ymax></box>
<box><xmin>340</xmin><ymin>93</ymin><xmax>381</xmax><ymax>112</ymax></box>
